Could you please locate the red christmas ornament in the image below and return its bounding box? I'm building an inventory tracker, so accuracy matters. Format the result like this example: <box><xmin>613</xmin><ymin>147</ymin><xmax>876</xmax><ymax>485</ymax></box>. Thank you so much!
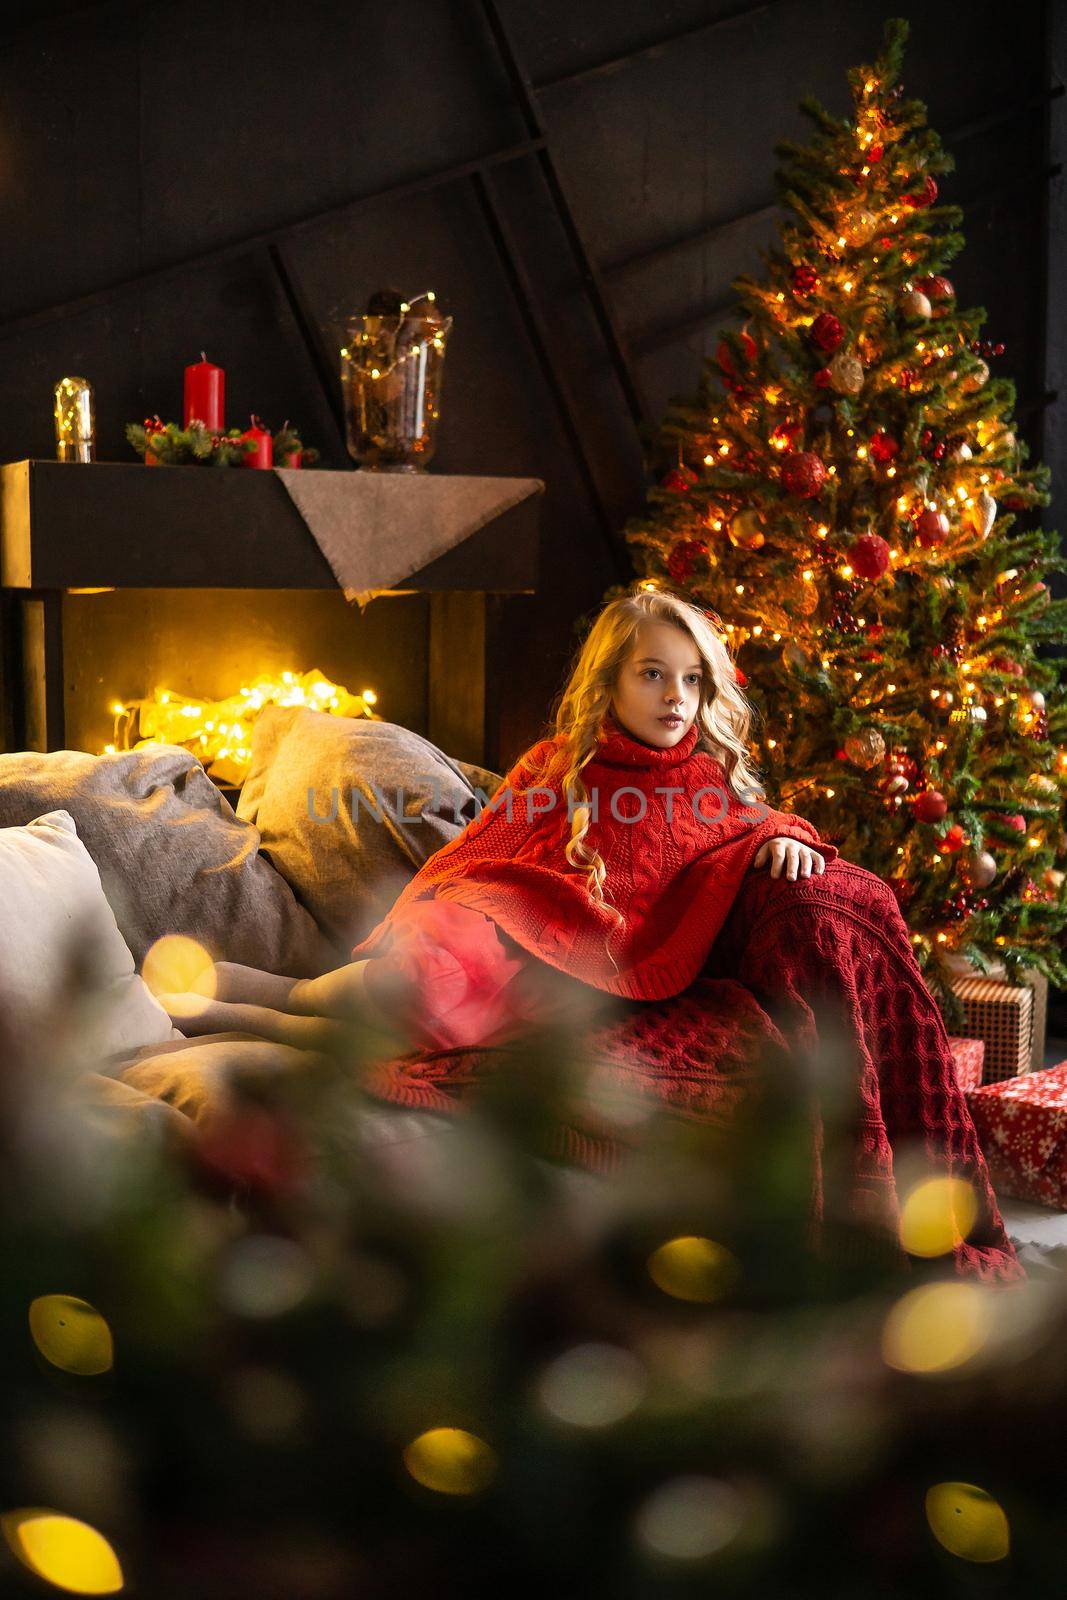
<box><xmin>994</xmin><ymin>813</ymin><xmax>1027</xmax><ymax>833</ymax></box>
<box><xmin>850</xmin><ymin>532</ymin><xmax>891</xmax><ymax>580</ymax></box>
<box><xmin>915</xmin><ymin>507</ymin><xmax>950</xmax><ymax>547</ymax></box>
<box><xmin>813</xmin><ymin>367</ymin><xmax>833</xmax><ymax>388</ymax></box>
<box><xmin>880</xmin><ymin>748</ymin><xmax>918</xmax><ymax>797</ymax></box>
<box><xmin>890</xmin><ymin>878</ymin><xmax>916</xmax><ymax>910</ymax></box>
<box><xmin>770</xmin><ymin>421</ymin><xmax>803</xmax><ymax>451</ymax></box>
<box><xmin>810</xmin><ymin>312</ymin><xmax>845</xmax><ymax>353</ymax></box>
<box><xmin>913</xmin><ymin>274</ymin><xmax>954</xmax><ymax>301</ymax></box>
<box><xmin>869</xmin><ymin>143</ymin><xmax>884</xmax><ymax>162</ymax></box>
<box><xmin>734</xmin><ymin>666</ymin><xmax>747</xmax><ymax>687</ymax></box>
<box><xmin>905</xmin><ymin>174</ymin><xmax>939</xmax><ymax>208</ymax></box>
<box><xmin>989</xmin><ymin>655</ymin><xmax>1025</xmax><ymax>677</ymax></box>
<box><xmin>715</xmin><ymin>331</ymin><xmax>757</xmax><ymax>376</ymax></box>
<box><xmin>661</xmin><ymin>465</ymin><xmax>697</xmax><ymax>493</ymax></box>
<box><xmin>667</xmin><ymin>539</ymin><xmax>709</xmax><ymax>582</ymax></box>
<box><xmin>790</xmin><ymin>263</ymin><xmax>819</xmax><ymax>295</ymax></box>
<box><xmin>868</xmin><ymin>430</ymin><xmax>900</xmax><ymax>465</ymax></box>
<box><xmin>781</xmin><ymin>450</ymin><xmax>826</xmax><ymax>498</ymax></box>
<box><xmin>913</xmin><ymin>789</ymin><xmax>948</xmax><ymax>824</ymax></box>
<box><xmin>941</xmin><ymin>823</ymin><xmax>967</xmax><ymax>853</ymax></box>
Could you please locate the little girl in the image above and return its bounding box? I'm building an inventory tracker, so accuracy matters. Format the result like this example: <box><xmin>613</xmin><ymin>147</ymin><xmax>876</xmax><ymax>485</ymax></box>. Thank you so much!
<box><xmin>196</xmin><ymin>585</ymin><xmax>837</xmax><ymax>1048</ymax></box>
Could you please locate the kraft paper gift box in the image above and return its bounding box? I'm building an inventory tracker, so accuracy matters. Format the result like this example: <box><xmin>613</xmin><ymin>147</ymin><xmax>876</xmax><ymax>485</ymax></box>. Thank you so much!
<box><xmin>947</xmin><ymin>969</ymin><xmax>1046</xmax><ymax>1083</ymax></box>
<box><xmin>947</xmin><ymin>1035</ymin><xmax>985</xmax><ymax>1094</ymax></box>
<box><xmin>965</xmin><ymin>1062</ymin><xmax>1067</xmax><ymax>1209</ymax></box>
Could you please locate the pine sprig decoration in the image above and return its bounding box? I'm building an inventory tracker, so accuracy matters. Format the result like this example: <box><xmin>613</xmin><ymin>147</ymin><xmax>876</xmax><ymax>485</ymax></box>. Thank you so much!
<box><xmin>126</xmin><ymin>418</ymin><xmax>254</xmax><ymax>467</ymax></box>
<box><xmin>619</xmin><ymin>16</ymin><xmax>1067</xmax><ymax>997</ymax></box>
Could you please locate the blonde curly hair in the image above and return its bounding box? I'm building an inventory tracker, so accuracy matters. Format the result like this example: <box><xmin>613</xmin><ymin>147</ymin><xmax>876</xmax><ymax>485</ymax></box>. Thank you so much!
<box><xmin>533</xmin><ymin>584</ymin><xmax>764</xmax><ymax>937</ymax></box>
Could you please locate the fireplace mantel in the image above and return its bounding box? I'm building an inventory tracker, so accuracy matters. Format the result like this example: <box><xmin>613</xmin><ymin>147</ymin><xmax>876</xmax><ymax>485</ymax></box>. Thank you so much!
<box><xmin>0</xmin><ymin>460</ymin><xmax>542</xmax><ymax>764</ymax></box>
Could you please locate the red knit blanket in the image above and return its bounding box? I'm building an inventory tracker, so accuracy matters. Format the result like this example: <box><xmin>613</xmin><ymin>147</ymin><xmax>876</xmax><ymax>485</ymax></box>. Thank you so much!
<box><xmin>363</xmin><ymin>861</ymin><xmax>1024</xmax><ymax>1287</ymax></box>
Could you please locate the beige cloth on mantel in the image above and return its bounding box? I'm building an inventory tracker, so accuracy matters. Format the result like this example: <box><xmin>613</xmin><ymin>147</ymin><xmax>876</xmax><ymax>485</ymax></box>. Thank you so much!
<box><xmin>274</xmin><ymin>468</ymin><xmax>544</xmax><ymax>611</ymax></box>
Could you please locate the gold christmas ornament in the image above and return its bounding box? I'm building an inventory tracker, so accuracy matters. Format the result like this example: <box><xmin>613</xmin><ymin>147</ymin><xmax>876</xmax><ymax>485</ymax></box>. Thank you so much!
<box><xmin>950</xmin><ymin>703</ymin><xmax>988</xmax><ymax>725</ymax></box>
<box><xmin>1044</xmin><ymin>868</ymin><xmax>1065</xmax><ymax>893</ymax></box>
<box><xmin>898</xmin><ymin>289</ymin><xmax>932</xmax><ymax>319</ymax></box>
<box><xmin>787</xmin><ymin>575</ymin><xmax>819</xmax><ymax>616</ymax></box>
<box><xmin>958</xmin><ymin>849</ymin><xmax>997</xmax><ymax>889</ymax></box>
<box><xmin>54</xmin><ymin>376</ymin><xmax>95</xmax><ymax>463</ymax></box>
<box><xmin>828</xmin><ymin>350</ymin><xmax>864</xmax><ymax>395</ymax></box>
<box><xmin>1027</xmin><ymin>689</ymin><xmax>1047</xmax><ymax>711</ymax></box>
<box><xmin>963</xmin><ymin>359</ymin><xmax>990</xmax><ymax>393</ymax></box>
<box><xmin>949</xmin><ymin>441</ymin><xmax>973</xmax><ymax>462</ymax></box>
<box><xmin>970</xmin><ymin>490</ymin><xmax>997</xmax><ymax>540</ymax></box>
<box><xmin>1027</xmin><ymin>771</ymin><xmax>1057</xmax><ymax>796</ymax></box>
<box><xmin>728</xmin><ymin>509</ymin><xmax>765</xmax><ymax>550</ymax></box>
<box><xmin>843</xmin><ymin>207</ymin><xmax>877</xmax><ymax>245</ymax></box>
<box><xmin>844</xmin><ymin>726</ymin><xmax>886</xmax><ymax>768</ymax></box>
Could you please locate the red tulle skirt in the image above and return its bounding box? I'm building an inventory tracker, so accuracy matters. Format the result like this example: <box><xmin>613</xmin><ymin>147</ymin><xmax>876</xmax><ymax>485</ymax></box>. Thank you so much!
<box><xmin>360</xmin><ymin>898</ymin><xmax>611</xmax><ymax>1051</ymax></box>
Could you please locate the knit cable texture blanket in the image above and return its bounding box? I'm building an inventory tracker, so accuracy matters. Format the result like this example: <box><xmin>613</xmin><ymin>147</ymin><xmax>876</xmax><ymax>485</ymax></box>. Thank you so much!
<box><xmin>363</xmin><ymin>860</ymin><xmax>1024</xmax><ymax>1287</ymax></box>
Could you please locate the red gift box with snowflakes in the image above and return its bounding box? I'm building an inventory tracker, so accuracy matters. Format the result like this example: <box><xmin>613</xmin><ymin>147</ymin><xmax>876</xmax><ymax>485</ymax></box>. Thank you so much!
<box><xmin>947</xmin><ymin>1035</ymin><xmax>984</xmax><ymax>1093</ymax></box>
<box><xmin>965</xmin><ymin>1061</ymin><xmax>1067</xmax><ymax>1208</ymax></box>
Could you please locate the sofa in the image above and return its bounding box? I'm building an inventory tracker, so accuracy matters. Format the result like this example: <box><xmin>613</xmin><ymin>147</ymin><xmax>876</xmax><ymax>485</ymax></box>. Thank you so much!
<box><xmin>1</xmin><ymin>704</ymin><xmax>1062</xmax><ymax>1276</ymax></box>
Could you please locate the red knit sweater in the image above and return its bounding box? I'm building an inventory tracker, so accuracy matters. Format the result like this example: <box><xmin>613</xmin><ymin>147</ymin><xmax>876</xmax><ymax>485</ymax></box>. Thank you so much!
<box><xmin>351</xmin><ymin>714</ymin><xmax>839</xmax><ymax>1002</ymax></box>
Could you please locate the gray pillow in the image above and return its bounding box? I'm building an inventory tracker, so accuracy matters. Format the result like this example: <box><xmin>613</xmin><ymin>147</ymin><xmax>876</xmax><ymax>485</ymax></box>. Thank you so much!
<box><xmin>0</xmin><ymin>746</ymin><xmax>336</xmax><ymax>978</ymax></box>
<box><xmin>235</xmin><ymin>706</ymin><xmax>504</xmax><ymax>952</ymax></box>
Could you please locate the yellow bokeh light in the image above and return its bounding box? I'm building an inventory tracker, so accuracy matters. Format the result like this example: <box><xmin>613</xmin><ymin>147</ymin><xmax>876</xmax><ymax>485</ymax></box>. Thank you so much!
<box><xmin>140</xmin><ymin>934</ymin><xmax>215</xmax><ymax>1016</ymax></box>
<box><xmin>2</xmin><ymin>1509</ymin><xmax>123</xmax><ymax>1594</ymax></box>
<box><xmin>647</xmin><ymin>1235</ymin><xmax>740</xmax><ymax>1303</ymax></box>
<box><xmin>900</xmin><ymin>1177</ymin><xmax>979</xmax><ymax>1258</ymax></box>
<box><xmin>29</xmin><ymin>1296</ymin><xmax>113</xmax><ymax>1376</ymax></box>
<box><xmin>881</xmin><ymin>1282</ymin><xmax>991</xmax><ymax>1375</ymax></box>
<box><xmin>925</xmin><ymin>1482</ymin><xmax>1010</xmax><ymax>1562</ymax></box>
<box><xmin>402</xmin><ymin>1427</ymin><xmax>497</xmax><ymax>1496</ymax></box>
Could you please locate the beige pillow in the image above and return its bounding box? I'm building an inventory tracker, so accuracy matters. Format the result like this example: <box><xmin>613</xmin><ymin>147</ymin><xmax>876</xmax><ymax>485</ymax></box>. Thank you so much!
<box><xmin>0</xmin><ymin>745</ymin><xmax>335</xmax><ymax>978</ymax></box>
<box><xmin>236</xmin><ymin>708</ymin><xmax>503</xmax><ymax>953</ymax></box>
<box><xmin>0</xmin><ymin>810</ymin><xmax>181</xmax><ymax>1069</ymax></box>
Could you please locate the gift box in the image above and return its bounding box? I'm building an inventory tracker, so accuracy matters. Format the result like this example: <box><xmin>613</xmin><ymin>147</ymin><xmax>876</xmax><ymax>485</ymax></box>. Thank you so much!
<box><xmin>965</xmin><ymin>1062</ymin><xmax>1067</xmax><ymax>1208</ymax></box>
<box><xmin>948</xmin><ymin>969</ymin><xmax>1044</xmax><ymax>1083</ymax></box>
<box><xmin>947</xmin><ymin>1035</ymin><xmax>984</xmax><ymax>1093</ymax></box>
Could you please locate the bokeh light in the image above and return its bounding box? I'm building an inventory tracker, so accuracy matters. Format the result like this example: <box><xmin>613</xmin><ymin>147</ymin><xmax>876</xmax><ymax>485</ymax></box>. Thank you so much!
<box><xmin>402</xmin><ymin>1428</ymin><xmax>497</xmax><ymax>1496</ymax></box>
<box><xmin>29</xmin><ymin>1297</ymin><xmax>113</xmax><ymax>1377</ymax></box>
<box><xmin>635</xmin><ymin>1475</ymin><xmax>746</xmax><ymax>1562</ymax></box>
<box><xmin>925</xmin><ymin>1481</ymin><xmax>1010</xmax><ymax>1562</ymax></box>
<box><xmin>881</xmin><ymin>1282</ymin><xmax>991</xmax><ymax>1374</ymax></box>
<box><xmin>899</xmin><ymin>1176</ymin><xmax>979</xmax><ymax>1258</ymax></box>
<box><xmin>1</xmin><ymin>1508</ymin><xmax>123</xmax><ymax>1594</ymax></box>
<box><xmin>140</xmin><ymin>934</ymin><xmax>216</xmax><ymax>1016</ymax></box>
<box><xmin>216</xmin><ymin>1236</ymin><xmax>315</xmax><ymax>1319</ymax></box>
<box><xmin>647</xmin><ymin>1235</ymin><xmax>740</xmax><ymax>1303</ymax></box>
<box><xmin>537</xmin><ymin>1342</ymin><xmax>646</xmax><ymax>1428</ymax></box>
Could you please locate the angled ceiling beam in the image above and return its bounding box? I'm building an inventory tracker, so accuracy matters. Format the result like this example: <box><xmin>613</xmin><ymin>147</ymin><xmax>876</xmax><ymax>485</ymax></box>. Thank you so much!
<box><xmin>0</xmin><ymin>138</ymin><xmax>545</xmax><ymax>345</ymax></box>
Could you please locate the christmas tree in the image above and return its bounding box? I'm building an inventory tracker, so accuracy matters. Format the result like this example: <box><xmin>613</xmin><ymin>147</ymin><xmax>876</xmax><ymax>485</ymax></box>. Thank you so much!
<box><xmin>619</xmin><ymin>16</ymin><xmax>1067</xmax><ymax>1008</ymax></box>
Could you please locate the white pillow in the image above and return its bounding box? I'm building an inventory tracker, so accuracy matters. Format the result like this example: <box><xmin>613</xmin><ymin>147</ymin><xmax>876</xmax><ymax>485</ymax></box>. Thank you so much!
<box><xmin>0</xmin><ymin>809</ymin><xmax>181</xmax><ymax>1068</ymax></box>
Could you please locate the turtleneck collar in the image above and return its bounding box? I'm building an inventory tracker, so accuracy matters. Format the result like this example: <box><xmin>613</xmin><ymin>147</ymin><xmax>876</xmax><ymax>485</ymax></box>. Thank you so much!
<box><xmin>594</xmin><ymin>711</ymin><xmax>700</xmax><ymax>769</ymax></box>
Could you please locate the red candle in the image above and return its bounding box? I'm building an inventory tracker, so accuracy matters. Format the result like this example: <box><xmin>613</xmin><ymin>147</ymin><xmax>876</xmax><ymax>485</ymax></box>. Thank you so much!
<box><xmin>184</xmin><ymin>352</ymin><xmax>224</xmax><ymax>430</ymax></box>
<box><xmin>240</xmin><ymin>415</ymin><xmax>273</xmax><ymax>469</ymax></box>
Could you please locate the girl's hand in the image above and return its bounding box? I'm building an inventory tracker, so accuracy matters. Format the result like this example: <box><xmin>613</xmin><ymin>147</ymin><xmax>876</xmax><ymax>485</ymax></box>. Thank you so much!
<box><xmin>751</xmin><ymin>837</ymin><xmax>826</xmax><ymax>881</ymax></box>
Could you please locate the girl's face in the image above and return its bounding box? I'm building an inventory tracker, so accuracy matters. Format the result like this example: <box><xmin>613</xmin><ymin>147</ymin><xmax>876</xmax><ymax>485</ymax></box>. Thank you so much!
<box><xmin>610</xmin><ymin>621</ymin><xmax>704</xmax><ymax>749</ymax></box>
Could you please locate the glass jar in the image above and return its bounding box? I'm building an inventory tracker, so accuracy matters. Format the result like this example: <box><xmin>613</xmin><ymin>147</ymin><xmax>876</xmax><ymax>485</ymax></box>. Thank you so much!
<box><xmin>341</xmin><ymin>310</ymin><xmax>453</xmax><ymax>471</ymax></box>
